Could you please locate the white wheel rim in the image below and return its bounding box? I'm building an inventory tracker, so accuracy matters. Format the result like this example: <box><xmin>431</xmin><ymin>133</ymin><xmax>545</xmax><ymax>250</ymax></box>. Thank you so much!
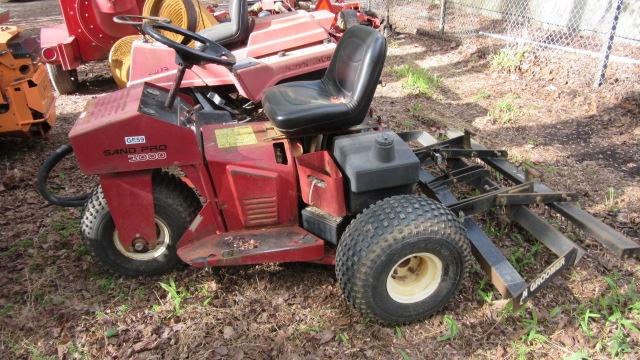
<box><xmin>113</xmin><ymin>218</ymin><xmax>170</xmax><ymax>261</ymax></box>
<box><xmin>386</xmin><ymin>252</ymin><xmax>443</xmax><ymax>304</ymax></box>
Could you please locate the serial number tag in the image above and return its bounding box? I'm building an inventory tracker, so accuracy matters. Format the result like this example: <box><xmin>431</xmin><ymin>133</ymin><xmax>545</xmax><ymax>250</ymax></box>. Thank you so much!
<box><xmin>125</xmin><ymin>136</ymin><xmax>146</xmax><ymax>145</ymax></box>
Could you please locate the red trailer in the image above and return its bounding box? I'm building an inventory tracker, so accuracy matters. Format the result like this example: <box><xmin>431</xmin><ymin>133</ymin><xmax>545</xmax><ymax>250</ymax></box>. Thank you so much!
<box><xmin>40</xmin><ymin>0</ymin><xmax>145</xmax><ymax>94</ymax></box>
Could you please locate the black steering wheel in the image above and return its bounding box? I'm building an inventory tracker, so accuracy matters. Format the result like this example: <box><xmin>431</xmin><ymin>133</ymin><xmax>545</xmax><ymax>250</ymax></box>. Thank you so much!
<box><xmin>142</xmin><ymin>22</ymin><xmax>236</xmax><ymax>68</ymax></box>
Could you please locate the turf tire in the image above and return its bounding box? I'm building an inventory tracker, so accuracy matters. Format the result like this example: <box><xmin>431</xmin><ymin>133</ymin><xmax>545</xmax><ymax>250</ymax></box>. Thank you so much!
<box><xmin>46</xmin><ymin>63</ymin><xmax>78</xmax><ymax>95</ymax></box>
<box><xmin>336</xmin><ymin>194</ymin><xmax>472</xmax><ymax>325</ymax></box>
<box><xmin>81</xmin><ymin>171</ymin><xmax>201</xmax><ymax>277</ymax></box>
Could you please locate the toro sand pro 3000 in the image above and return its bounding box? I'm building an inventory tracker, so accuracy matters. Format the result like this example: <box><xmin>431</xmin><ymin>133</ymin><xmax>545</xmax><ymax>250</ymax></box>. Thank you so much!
<box><xmin>40</xmin><ymin>25</ymin><xmax>639</xmax><ymax>324</ymax></box>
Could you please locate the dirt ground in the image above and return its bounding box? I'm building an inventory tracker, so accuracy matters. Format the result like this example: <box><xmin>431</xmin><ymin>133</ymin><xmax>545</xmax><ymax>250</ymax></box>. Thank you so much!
<box><xmin>1</xmin><ymin>1</ymin><xmax>639</xmax><ymax>359</ymax></box>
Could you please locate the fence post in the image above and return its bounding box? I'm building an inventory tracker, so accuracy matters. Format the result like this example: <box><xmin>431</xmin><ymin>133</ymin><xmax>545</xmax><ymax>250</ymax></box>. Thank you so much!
<box><xmin>439</xmin><ymin>0</ymin><xmax>448</xmax><ymax>34</ymax></box>
<box><xmin>594</xmin><ymin>0</ymin><xmax>624</xmax><ymax>88</ymax></box>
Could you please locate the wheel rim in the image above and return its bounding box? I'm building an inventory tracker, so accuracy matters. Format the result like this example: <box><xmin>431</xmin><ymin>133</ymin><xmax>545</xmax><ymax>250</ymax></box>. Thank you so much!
<box><xmin>113</xmin><ymin>218</ymin><xmax>170</xmax><ymax>261</ymax></box>
<box><xmin>386</xmin><ymin>252</ymin><xmax>443</xmax><ymax>304</ymax></box>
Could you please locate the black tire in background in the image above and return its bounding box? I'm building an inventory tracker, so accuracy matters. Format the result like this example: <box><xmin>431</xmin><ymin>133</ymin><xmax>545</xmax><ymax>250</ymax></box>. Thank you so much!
<box><xmin>46</xmin><ymin>63</ymin><xmax>79</xmax><ymax>95</ymax></box>
<box><xmin>336</xmin><ymin>195</ymin><xmax>472</xmax><ymax>325</ymax></box>
<box><xmin>81</xmin><ymin>171</ymin><xmax>201</xmax><ymax>277</ymax></box>
<box><xmin>336</xmin><ymin>10</ymin><xmax>360</xmax><ymax>32</ymax></box>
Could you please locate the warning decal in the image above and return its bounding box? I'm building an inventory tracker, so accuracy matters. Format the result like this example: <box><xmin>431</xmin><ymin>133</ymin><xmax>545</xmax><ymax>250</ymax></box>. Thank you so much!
<box><xmin>214</xmin><ymin>126</ymin><xmax>258</xmax><ymax>148</ymax></box>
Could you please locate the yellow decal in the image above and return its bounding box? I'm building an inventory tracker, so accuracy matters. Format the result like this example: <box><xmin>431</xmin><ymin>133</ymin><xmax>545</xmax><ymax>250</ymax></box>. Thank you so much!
<box><xmin>215</xmin><ymin>126</ymin><xmax>258</xmax><ymax>148</ymax></box>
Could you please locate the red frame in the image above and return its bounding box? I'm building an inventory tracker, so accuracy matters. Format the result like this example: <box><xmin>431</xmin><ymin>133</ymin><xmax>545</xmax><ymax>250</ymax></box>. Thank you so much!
<box><xmin>69</xmin><ymin>85</ymin><xmax>348</xmax><ymax>265</ymax></box>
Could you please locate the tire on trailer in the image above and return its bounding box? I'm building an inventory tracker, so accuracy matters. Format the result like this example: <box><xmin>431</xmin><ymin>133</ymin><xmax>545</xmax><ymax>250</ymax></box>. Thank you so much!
<box><xmin>336</xmin><ymin>194</ymin><xmax>472</xmax><ymax>325</ymax></box>
<box><xmin>81</xmin><ymin>171</ymin><xmax>201</xmax><ymax>277</ymax></box>
<box><xmin>336</xmin><ymin>10</ymin><xmax>360</xmax><ymax>32</ymax></box>
<box><xmin>46</xmin><ymin>63</ymin><xmax>79</xmax><ymax>95</ymax></box>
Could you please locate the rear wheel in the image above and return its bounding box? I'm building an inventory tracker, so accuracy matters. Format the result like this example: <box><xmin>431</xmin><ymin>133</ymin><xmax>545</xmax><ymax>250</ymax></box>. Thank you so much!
<box><xmin>336</xmin><ymin>195</ymin><xmax>472</xmax><ymax>324</ymax></box>
<box><xmin>46</xmin><ymin>63</ymin><xmax>78</xmax><ymax>95</ymax></box>
<box><xmin>81</xmin><ymin>172</ymin><xmax>201</xmax><ymax>277</ymax></box>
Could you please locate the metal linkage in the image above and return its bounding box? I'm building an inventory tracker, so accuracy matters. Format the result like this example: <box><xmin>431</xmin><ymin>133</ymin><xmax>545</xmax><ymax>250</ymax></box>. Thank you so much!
<box><xmin>400</xmin><ymin>129</ymin><xmax>639</xmax><ymax>308</ymax></box>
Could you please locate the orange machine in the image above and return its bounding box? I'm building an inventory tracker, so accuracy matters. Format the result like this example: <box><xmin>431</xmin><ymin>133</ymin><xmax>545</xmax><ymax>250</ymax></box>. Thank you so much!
<box><xmin>0</xmin><ymin>19</ymin><xmax>56</xmax><ymax>136</ymax></box>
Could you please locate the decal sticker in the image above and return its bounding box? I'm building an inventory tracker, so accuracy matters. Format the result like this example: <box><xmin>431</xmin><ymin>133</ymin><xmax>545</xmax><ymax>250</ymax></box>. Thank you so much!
<box><xmin>103</xmin><ymin>144</ymin><xmax>167</xmax><ymax>157</ymax></box>
<box><xmin>125</xmin><ymin>136</ymin><xmax>146</xmax><ymax>145</ymax></box>
<box><xmin>215</xmin><ymin>126</ymin><xmax>258</xmax><ymax>148</ymax></box>
<box><xmin>128</xmin><ymin>152</ymin><xmax>167</xmax><ymax>163</ymax></box>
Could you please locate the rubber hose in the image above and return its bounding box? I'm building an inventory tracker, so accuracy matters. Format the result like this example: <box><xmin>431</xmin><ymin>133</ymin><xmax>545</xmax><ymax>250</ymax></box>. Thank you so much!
<box><xmin>36</xmin><ymin>144</ymin><xmax>91</xmax><ymax>207</ymax></box>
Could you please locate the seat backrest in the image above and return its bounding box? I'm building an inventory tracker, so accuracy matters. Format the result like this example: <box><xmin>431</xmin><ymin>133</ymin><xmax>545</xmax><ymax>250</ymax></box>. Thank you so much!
<box><xmin>323</xmin><ymin>25</ymin><xmax>387</xmax><ymax>117</ymax></box>
<box><xmin>229</xmin><ymin>0</ymin><xmax>252</xmax><ymax>42</ymax></box>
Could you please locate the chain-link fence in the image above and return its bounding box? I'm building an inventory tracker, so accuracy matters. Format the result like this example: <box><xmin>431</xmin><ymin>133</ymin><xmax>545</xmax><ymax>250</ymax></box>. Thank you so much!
<box><xmin>367</xmin><ymin>0</ymin><xmax>640</xmax><ymax>87</ymax></box>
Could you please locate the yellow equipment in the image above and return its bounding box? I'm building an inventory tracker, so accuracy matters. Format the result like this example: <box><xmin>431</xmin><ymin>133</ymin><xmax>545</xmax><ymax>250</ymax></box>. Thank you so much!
<box><xmin>109</xmin><ymin>0</ymin><xmax>218</xmax><ymax>87</ymax></box>
<box><xmin>0</xmin><ymin>25</ymin><xmax>56</xmax><ymax>137</ymax></box>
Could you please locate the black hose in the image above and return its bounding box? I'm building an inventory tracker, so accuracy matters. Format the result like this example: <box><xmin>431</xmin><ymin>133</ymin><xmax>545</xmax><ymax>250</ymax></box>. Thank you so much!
<box><xmin>36</xmin><ymin>144</ymin><xmax>91</xmax><ymax>207</ymax></box>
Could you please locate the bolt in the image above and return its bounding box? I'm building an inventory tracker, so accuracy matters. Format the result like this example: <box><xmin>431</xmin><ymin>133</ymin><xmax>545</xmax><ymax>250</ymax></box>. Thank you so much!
<box><xmin>132</xmin><ymin>238</ymin><xmax>149</xmax><ymax>253</ymax></box>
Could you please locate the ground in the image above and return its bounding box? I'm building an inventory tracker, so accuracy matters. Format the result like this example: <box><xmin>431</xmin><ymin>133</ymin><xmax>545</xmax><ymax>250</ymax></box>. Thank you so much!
<box><xmin>1</xmin><ymin>1</ymin><xmax>639</xmax><ymax>359</ymax></box>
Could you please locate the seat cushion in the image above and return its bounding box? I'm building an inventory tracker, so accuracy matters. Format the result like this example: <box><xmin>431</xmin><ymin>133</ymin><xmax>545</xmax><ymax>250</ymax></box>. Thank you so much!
<box><xmin>262</xmin><ymin>80</ymin><xmax>352</xmax><ymax>134</ymax></box>
<box><xmin>262</xmin><ymin>25</ymin><xmax>387</xmax><ymax>135</ymax></box>
<box><xmin>198</xmin><ymin>23</ymin><xmax>236</xmax><ymax>45</ymax></box>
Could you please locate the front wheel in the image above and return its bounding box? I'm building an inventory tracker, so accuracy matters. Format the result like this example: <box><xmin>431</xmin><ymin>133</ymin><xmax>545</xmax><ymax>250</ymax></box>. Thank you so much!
<box><xmin>46</xmin><ymin>63</ymin><xmax>78</xmax><ymax>95</ymax></box>
<box><xmin>336</xmin><ymin>195</ymin><xmax>472</xmax><ymax>325</ymax></box>
<box><xmin>81</xmin><ymin>172</ymin><xmax>201</xmax><ymax>277</ymax></box>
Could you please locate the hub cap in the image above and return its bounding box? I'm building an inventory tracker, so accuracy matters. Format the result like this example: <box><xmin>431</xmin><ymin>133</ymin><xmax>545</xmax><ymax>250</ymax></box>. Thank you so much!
<box><xmin>113</xmin><ymin>218</ymin><xmax>170</xmax><ymax>261</ymax></box>
<box><xmin>386</xmin><ymin>253</ymin><xmax>443</xmax><ymax>304</ymax></box>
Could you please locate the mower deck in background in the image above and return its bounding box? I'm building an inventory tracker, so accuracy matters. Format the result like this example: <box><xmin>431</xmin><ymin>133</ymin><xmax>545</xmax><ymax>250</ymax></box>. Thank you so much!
<box><xmin>38</xmin><ymin>24</ymin><xmax>639</xmax><ymax>325</ymax></box>
<box><xmin>0</xmin><ymin>8</ymin><xmax>56</xmax><ymax>137</ymax></box>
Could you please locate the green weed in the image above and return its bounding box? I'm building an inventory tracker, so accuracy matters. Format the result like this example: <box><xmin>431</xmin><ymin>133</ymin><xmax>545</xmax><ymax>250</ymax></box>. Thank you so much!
<box><xmin>605</xmin><ymin>187</ymin><xmax>619</xmax><ymax>212</ymax></box>
<box><xmin>490</xmin><ymin>96</ymin><xmax>521</xmax><ymax>124</ymax></box>
<box><xmin>104</xmin><ymin>328</ymin><xmax>118</xmax><ymax>338</ymax></box>
<box><xmin>521</xmin><ymin>310</ymin><xmax>548</xmax><ymax>344</ymax></box>
<box><xmin>437</xmin><ymin>314</ymin><xmax>460</xmax><ymax>341</ymax></box>
<box><xmin>392</xmin><ymin>64</ymin><xmax>441</xmax><ymax>97</ymax></box>
<box><xmin>25</xmin><ymin>343</ymin><xmax>55</xmax><ymax>360</ymax></box>
<box><xmin>398</xmin><ymin>349</ymin><xmax>412</xmax><ymax>360</ymax></box>
<box><xmin>578</xmin><ymin>307</ymin><xmax>600</xmax><ymax>337</ymax></box>
<box><xmin>51</xmin><ymin>213</ymin><xmax>80</xmax><ymax>241</ymax></box>
<box><xmin>473</xmin><ymin>89</ymin><xmax>491</xmax><ymax>101</ymax></box>
<box><xmin>477</xmin><ymin>278</ymin><xmax>494</xmax><ymax>304</ymax></box>
<box><xmin>0</xmin><ymin>304</ymin><xmax>14</xmax><ymax>317</ymax></box>
<box><xmin>491</xmin><ymin>49</ymin><xmax>526</xmax><ymax>72</ymax></box>
<box><xmin>394</xmin><ymin>326</ymin><xmax>403</xmax><ymax>339</ymax></box>
<box><xmin>563</xmin><ymin>349</ymin><xmax>591</xmax><ymax>360</ymax></box>
<box><xmin>335</xmin><ymin>332</ymin><xmax>349</xmax><ymax>346</ymax></box>
<box><xmin>116</xmin><ymin>304</ymin><xmax>130</xmax><ymax>316</ymax></box>
<box><xmin>99</xmin><ymin>276</ymin><xmax>114</xmax><ymax>291</ymax></box>
<box><xmin>299</xmin><ymin>325</ymin><xmax>321</xmax><ymax>334</ymax></box>
<box><xmin>158</xmin><ymin>278</ymin><xmax>189</xmax><ymax>314</ymax></box>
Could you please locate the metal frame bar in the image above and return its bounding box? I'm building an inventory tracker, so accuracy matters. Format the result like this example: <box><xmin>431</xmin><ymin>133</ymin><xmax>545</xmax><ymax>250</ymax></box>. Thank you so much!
<box><xmin>400</xmin><ymin>130</ymin><xmax>639</xmax><ymax>307</ymax></box>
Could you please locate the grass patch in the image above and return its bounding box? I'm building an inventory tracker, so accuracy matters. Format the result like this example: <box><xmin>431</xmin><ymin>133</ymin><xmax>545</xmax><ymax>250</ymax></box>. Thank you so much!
<box><xmin>473</xmin><ymin>89</ymin><xmax>491</xmax><ymax>101</ymax></box>
<box><xmin>491</xmin><ymin>48</ymin><xmax>526</xmax><ymax>72</ymax></box>
<box><xmin>51</xmin><ymin>213</ymin><xmax>80</xmax><ymax>241</ymax></box>
<box><xmin>490</xmin><ymin>96</ymin><xmax>521</xmax><ymax>124</ymax></box>
<box><xmin>392</xmin><ymin>64</ymin><xmax>441</xmax><ymax>97</ymax></box>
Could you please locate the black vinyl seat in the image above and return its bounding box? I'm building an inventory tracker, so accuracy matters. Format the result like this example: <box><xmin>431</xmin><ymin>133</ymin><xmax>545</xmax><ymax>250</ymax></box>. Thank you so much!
<box><xmin>262</xmin><ymin>25</ymin><xmax>387</xmax><ymax>135</ymax></box>
<box><xmin>199</xmin><ymin>0</ymin><xmax>253</xmax><ymax>46</ymax></box>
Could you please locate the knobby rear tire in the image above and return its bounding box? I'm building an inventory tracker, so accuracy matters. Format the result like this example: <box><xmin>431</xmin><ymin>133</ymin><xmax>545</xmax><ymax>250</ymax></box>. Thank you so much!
<box><xmin>335</xmin><ymin>194</ymin><xmax>472</xmax><ymax>325</ymax></box>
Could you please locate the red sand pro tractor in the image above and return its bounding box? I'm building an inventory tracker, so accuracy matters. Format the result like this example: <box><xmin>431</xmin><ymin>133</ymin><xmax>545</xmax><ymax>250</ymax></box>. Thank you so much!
<box><xmin>38</xmin><ymin>25</ymin><xmax>639</xmax><ymax>324</ymax></box>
